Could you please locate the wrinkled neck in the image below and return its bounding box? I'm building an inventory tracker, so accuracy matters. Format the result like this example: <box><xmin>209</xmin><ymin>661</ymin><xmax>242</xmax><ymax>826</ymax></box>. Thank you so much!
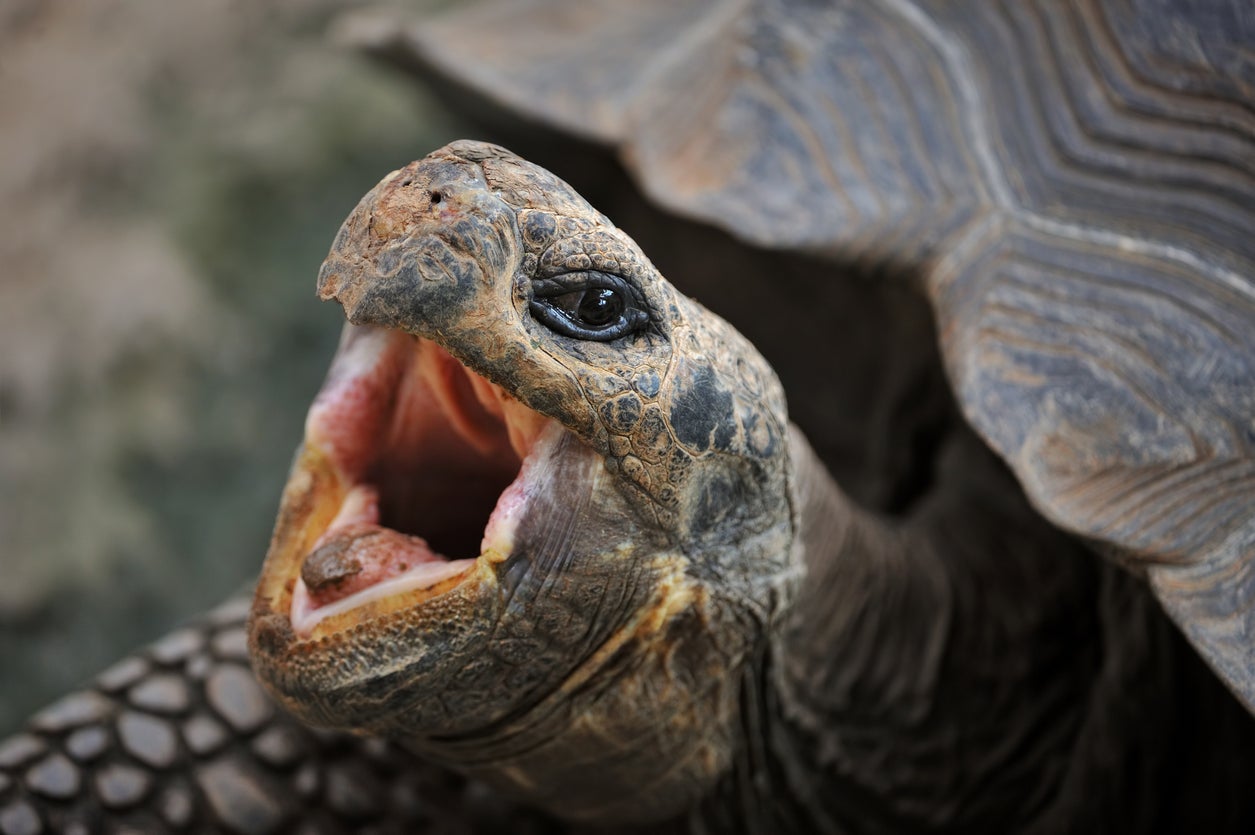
<box><xmin>696</xmin><ymin>428</ymin><xmax>1114</xmax><ymax>833</ymax></box>
<box><xmin>688</xmin><ymin>430</ymin><xmax>958</xmax><ymax>831</ymax></box>
<box><xmin>778</xmin><ymin>432</ymin><xmax>952</xmax><ymax>726</ymax></box>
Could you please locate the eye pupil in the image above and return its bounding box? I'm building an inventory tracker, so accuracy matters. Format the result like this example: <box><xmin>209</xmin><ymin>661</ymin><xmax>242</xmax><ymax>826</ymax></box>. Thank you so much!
<box><xmin>529</xmin><ymin>272</ymin><xmax>646</xmax><ymax>342</ymax></box>
<box><xmin>577</xmin><ymin>288</ymin><xmax>622</xmax><ymax>327</ymax></box>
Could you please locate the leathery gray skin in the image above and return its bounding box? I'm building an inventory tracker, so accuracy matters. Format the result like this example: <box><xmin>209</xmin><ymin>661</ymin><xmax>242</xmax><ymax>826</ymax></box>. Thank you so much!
<box><xmin>247</xmin><ymin>140</ymin><xmax>798</xmax><ymax>824</ymax></box>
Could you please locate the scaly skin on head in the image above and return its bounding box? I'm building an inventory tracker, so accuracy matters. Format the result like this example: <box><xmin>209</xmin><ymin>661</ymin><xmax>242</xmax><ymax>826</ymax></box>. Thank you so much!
<box><xmin>247</xmin><ymin>141</ymin><xmax>797</xmax><ymax>823</ymax></box>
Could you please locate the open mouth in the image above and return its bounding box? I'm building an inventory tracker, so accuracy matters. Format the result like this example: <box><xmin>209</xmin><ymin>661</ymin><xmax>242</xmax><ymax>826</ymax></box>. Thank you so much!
<box><xmin>285</xmin><ymin>323</ymin><xmax>560</xmax><ymax>637</ymax></box>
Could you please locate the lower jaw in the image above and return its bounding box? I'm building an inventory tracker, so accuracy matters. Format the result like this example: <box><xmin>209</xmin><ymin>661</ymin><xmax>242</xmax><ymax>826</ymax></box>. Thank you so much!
<box><xmin>290</xmin><ymin>556</ymin><xmax>479</xmax><ymax>637</ymax></box>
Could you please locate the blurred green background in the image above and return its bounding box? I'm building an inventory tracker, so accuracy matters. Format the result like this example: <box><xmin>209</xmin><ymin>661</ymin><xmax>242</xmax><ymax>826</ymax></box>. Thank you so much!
<box><xmin>0</xmin><ymin>0</ymin><xmax>467</xmax><ymax>731</ymax></box>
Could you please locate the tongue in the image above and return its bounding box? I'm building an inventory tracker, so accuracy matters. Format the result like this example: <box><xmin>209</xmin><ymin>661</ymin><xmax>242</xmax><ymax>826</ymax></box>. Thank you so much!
<box><xmin>300</xmin><ymin>524</ymin><xmax>446</xmax><ymax>608</ymax></box>
<box><xmin>296</xmin><ymin>483</ymin><xmax>469</xmax><ymax>613</ymax></box>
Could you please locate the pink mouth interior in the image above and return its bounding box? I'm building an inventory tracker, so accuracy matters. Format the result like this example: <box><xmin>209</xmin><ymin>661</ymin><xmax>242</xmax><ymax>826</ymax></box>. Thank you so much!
<box><xmin>290</xmin><ymin>326</ymin><xmax>552</xmax><ymax>634</ymax></box>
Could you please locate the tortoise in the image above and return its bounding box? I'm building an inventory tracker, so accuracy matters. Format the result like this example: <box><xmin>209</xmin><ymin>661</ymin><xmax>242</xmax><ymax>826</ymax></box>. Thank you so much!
<box><xmin>0</xmin><ymin>0</ymin><xmax>1252</xmax><ymax>831</ymax></box>
<box><xmin>1</xmin><ymin>140</ymin><xmax>1250</xmax><ymax>835</ymax></box>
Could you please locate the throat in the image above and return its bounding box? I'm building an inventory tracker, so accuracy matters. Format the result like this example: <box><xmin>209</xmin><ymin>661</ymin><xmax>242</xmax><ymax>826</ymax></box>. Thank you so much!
<box><xmin>362</xmin><ymin>332</ymin><xmax>525</xmax><ymax>557</ymax></box>
<box><xmin>371</xmin><ymin>448</ymin><xmax>519</xmax><ymax>559</ymax></box>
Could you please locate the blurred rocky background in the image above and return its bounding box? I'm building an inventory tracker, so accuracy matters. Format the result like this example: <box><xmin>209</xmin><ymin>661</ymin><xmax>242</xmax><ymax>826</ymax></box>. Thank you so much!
<box><xmin>0</xmin><ymin>0</ymin><xmax>465</xmax><ymax>731</ymax></box>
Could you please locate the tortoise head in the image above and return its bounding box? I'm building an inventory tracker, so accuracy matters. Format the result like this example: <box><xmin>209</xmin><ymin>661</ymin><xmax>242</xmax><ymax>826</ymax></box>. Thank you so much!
<box><xmin>247</xmin><ymin>140</ymin><xmax>798</xmax><ymax>822</ymax></box>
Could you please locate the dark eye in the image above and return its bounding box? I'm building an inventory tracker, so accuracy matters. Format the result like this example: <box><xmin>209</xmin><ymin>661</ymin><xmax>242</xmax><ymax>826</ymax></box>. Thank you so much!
<box><xmin>568</xmin><ymin>288</ymin><xmax>622</xmax><ymax>326</ymax></box>
<box><xmin>530</xmin><ymin>272</ymin><xmax>648</xmax><ymax>341</ymax></box>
